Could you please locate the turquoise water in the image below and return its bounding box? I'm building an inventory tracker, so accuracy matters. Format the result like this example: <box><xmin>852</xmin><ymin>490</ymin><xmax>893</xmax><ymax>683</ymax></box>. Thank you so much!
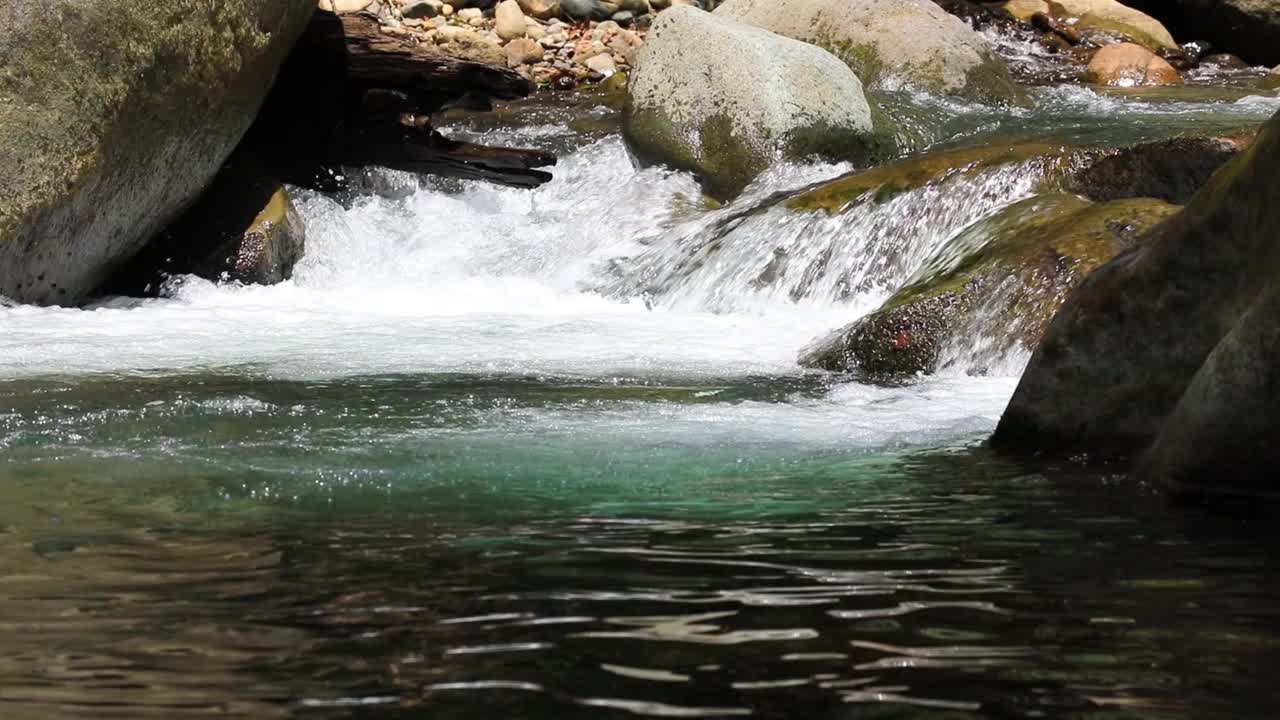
<box><xmin>3</xmin><ymin>85</ymin><xmax>1280</xmax><ymax>718</ymax></box>
<box><xmin>2</xmin><ymin>374</ymin><xmax>1279</xmax><ymax>719</ymax></box>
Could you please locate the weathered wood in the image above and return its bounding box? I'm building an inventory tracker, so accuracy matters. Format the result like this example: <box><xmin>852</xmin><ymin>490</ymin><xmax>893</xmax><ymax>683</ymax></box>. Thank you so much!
<box><xmin>288</xmin><ymin>11</ymin><xmax>532</xmax><ymax>114</ymax></box>
<box><xmin>246</xmin><ymin>10</ymin><xmax>554</xmax><ymax>190</ymax></box>
<box><xmin>333</xmin><ymin>117</ymin><xmax>555</xmax><ymax>188</ymax></box>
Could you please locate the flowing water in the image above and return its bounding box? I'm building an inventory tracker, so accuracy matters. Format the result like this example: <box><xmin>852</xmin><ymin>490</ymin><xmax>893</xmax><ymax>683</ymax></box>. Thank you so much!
<box><xmin>3</xmin><ymin>84</ymin><xmax>1280</xmax><ymax>719</ymax></box>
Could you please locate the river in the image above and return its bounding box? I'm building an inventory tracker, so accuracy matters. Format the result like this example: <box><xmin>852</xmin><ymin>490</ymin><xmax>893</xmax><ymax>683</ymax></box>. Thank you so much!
<box><xmin>1</xmin><ymin>83</ymin><xmax>1279</xmax><ymax>718</ymax></box>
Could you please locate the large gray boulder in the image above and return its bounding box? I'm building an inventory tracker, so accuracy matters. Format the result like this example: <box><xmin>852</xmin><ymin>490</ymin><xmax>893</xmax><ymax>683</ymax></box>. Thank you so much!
<box><xmin>714</xmin><ymin>0</ymin><xmax>1020</xmax><ymax>103</ymax></box>
<box><xmin>623</xmin><ymin>6</ymin><xmax>886</xmax><ymax>199</ymax></box>
<box><xmin>0</xmin><ymin>0</ymin><xmax>317</xmax><ymax>306</ymax></box>
<box><xmin>991</xmin><ymin>109</ymin><xmax>1280</xmax><ymax>498</ymax></box>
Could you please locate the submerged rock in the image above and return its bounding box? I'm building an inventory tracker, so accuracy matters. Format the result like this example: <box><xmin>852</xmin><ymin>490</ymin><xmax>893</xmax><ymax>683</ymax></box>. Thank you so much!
<box><xmin>992</xmin><ymin>108</ymin><xmax>1280</xmax><ymax>498</ymax></box>
<box><xmin>714</xmin><ymin>0</ymin><xmax>1021</xmax><ymax>103</ymax></box>
<box><xmin>1085</xmin><ymin>42</ymin><xmax>1182</xmax><ymax>87</ymax></box>
<box><xmin>622</xmin><ymin>6</ymin><xmax>886</xmax><ymax>199</ymax></box>
<box><xmin>799</xmin><ymin>194</ymin><xmax>1178</xmax><ymax>378</ymax></box>
<box><xmin>105</xmin><ymin>163</ymin><xmax>306</xmax><ymax>295</ymax></box>
<box><xmin>0</xmin><ymin>0</ymin><xmax>317</xmax><ymax>306</ymax></box>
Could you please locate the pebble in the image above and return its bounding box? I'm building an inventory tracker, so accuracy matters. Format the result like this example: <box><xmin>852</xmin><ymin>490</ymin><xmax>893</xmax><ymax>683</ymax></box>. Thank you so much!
<box><xmin>348</xmin><ymin>0</ymin><xmax>657</xmax><ymax>88</ymax></box>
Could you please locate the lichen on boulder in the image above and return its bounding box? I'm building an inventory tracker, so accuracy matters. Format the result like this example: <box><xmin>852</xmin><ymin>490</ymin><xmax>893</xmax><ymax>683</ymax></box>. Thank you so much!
<box><xmin>622</xmin><ymin>5</ymin><xmax>889</xmax><ymax>199</ymax></box>
<box><xmin>714</xmin><ymin>0</ymin><xmax>1022</xmax><ymax>103</ymax></box>
<box><xmin>0</xmin><ymin>0</ymin><xmax>317</xmax><ymax>306</ymax></box>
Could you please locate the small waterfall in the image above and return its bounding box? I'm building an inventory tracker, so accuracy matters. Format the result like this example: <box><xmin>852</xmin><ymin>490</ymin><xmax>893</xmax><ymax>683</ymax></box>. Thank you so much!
<box><xmin>596</xmin><ymin>160</ymin><xmax>1046</xmax><ymax>317</ymax></box>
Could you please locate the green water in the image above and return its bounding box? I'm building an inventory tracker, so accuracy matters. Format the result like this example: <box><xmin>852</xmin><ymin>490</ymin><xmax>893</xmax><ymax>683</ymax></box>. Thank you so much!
<box><xmin>3</xmin><ymin>82</ymin><xmax>1280</xmax><ymax>719</ymax></box>
<box><xmin>1</xmin><ymin>375</ymin><xmax>1279</xmax><ymax>719</ymax></box>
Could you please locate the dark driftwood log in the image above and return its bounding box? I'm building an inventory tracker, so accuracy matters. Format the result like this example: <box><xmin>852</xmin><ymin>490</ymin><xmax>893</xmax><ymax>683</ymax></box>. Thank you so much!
<box><xmin>336</xmin><ymin>120</ymin><xmax>555</xmax><ymax>188</ymax></box>
<box><xmin>292</xmin><ymin>12</ymin><xmax>532</xmax><ymax>109</ymax></box>
<box><xmin>247</xmin><ymin>10</ymin><xmax>554</xmax><ymax>190</ymax></box>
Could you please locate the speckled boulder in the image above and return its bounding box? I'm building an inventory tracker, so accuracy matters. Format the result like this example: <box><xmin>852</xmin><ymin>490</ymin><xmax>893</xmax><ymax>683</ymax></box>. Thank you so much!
<box><xmin>0</xmin><ymin>0</ymin><xmax>317</xmax><ymax>306</ymax></box>
<box><xmin>714</xmin><ymin>0</ymin><xmax>1020</xmax><ymax>103</ymax></box>
<box><xmin>623</xmin><ymin>6</ymin><xmax>887</xmax><ymax>199</ymax></box>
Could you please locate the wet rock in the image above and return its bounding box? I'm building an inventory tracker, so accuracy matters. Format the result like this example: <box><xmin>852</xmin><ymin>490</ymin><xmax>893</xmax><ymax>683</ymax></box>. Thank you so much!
<box><xmin>1084</xmin><ymin>43</ymin><xmax>1182</xmax><ymax>86</ymax></box>
<box><xmin>0</xmin><ymin>0</ymin><xmax>316</xmax><ymax>306</ymax></box>
<box><xmin>788</xmin><ymin>132</ymin><xmax>1252</xmax><ymax>214</ymax></box>
<box><xmin>1061</xmin><ymin>133</ymin><xmax>1256</xmax><ymax>204</ymax></box>
<box><xmin>715</xmin><ymin>0</ymin><xmax>1021</xmax><ymax>103</ymax></box>
<box><xmin>992</xmin><ymin>108</ymin><xmax>1280</xmax><ymax>499</ymax></box>
<box><xmin>1001</xmin><ymin>0</ymin><xmax>1052</xmax><ymax>21</ymax></box>
<box><xmin>789</xmin><ymin>142</ymin><xmax>1062</xmax><ymax>214</ymax></box>
<box><xmin>799</xmin><ymin>194</ymin><xmax>1179</xmax><ymax>378</ymax></box>
<box><xmin>1201</xmin><ymin>53</ymin><xmax>1249</xmax><ymax>70</ymax></box>
<box><xmin>105</xmin><ymin>164</ymin><xmax>306</xmax><ymax>295</ymax></box>
<box><xmin>1054</xmin><ymin>0</ymin><xmax>1177</xmax><ymax>50</ymax></box>
<box><xmin>402</xmin><ymin>0</ymin><xmax>444</xmax><ymax>17</ymax></box>
<box><xmin>1032</xmin><ymin>11</ymin><xmax>1084</xmax><ymax>45</ymax></box>
<box><xmin>622</xmin><ymin>6</ymin><xmax>887</xmax><ymax>199</ymax></box>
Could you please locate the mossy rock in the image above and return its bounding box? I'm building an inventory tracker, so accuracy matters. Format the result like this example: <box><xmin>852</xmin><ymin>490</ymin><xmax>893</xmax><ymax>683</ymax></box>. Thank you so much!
<box><xmin>787</xmin><ymin>142</ymin><xmax>1060</xmax><ymax>213</ymax></box>
<box><xmin>787</xmin><ymin>131</ymin><xmax>1255</xmax><ymax>214</ymax></box>
<box><xmin>623</xmin><ymin>6</ymin><xmax>889</xmax><ymax>199</ymax></box>
<box><xmin>799</xmin><ymin>194</ymin><xmax>1181</xmax><ymax>378</ymax></box>
<box><xmin>1073</xmin><ymin>15</ymin><xmax>1170</xmax><ymax>52</ymax></box>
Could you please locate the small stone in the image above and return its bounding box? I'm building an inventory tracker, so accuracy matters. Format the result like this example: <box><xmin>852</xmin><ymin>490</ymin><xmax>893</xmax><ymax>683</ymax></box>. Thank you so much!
<box><xmin>611</xmin><ymin>10</ymin><xmax>634</xmax><ymax>23</ymax></box>
<box><xmin>319</xmin><ymin>0</ymin><xmax>373</xmax><ymax>13</ymax></box>
<box><xmin>585</xmin><ymin>53</ymin><xmax>617</xmax><ymax>75</ymax></box>
<box><xmin>457</xmin><ymin>7</ymin><xmax>483</xmax><ymax>21</ymax></box>
<box><xmin>505</xmin><ymin>37</ymin><xmax>545</xmax><ymax>66</ymax></box>
<box><xmin>1085</xmin><ymin>42</ymin><xmax>1182</xmax><ymax>87</ymax></box>
<box><xmin>401</xmin><ymin>0</ymin><xmax>443</xmax><ymax>19</ymax></box>
<box><xmin>495</xmin><ymin>0</ymin><xmax>528</xmax><ymax>40</ymax></box>
<box><xmin>525</xmin><ymin>20</ymin><xmax>547</xmax><ymax>40</ymax></box>
<box><xmin>517</xmin><ymin>0</ymin><xmax>561</xmax><ymax>19</ymax></box>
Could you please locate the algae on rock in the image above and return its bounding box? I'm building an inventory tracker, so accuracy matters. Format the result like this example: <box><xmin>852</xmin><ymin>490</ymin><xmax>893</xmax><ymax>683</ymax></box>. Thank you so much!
<box><xmin>800</xmin><ymin>194</ymin><xmax>1180</xmax><ymax>378</ymax></box>
<box><xmin>993</xmin><ymin>108</ymin><xmax>1280</xmax><ymax>500</ymax></box>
